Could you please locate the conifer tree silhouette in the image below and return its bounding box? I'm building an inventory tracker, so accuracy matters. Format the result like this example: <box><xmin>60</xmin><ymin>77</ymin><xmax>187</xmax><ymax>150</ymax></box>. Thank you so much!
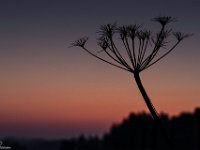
<box><xmin>71</xmin><ymin>16</ymin><xmax>191</xmax><ymax>150</ymax></box>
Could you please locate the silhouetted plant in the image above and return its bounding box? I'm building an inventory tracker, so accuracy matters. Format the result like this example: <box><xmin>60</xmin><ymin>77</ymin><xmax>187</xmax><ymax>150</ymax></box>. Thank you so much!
<box><xmin>71</xmin><ymin>16</ymin><xmax>191</xmax><ymax>150</ymax></box>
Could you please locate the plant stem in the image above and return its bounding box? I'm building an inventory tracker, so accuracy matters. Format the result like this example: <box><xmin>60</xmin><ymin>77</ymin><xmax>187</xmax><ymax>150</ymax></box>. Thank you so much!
<box><xmin>134</xmin><ymin>72</ymin><xmax>175</xmax><ymax>150</ymax></box>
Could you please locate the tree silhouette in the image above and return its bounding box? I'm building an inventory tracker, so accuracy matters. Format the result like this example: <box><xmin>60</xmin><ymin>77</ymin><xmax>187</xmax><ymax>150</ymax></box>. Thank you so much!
<box><xmin>71</xmin><ymin>16</ymin><xmax>191</xmax><ymax>150</ymax></box>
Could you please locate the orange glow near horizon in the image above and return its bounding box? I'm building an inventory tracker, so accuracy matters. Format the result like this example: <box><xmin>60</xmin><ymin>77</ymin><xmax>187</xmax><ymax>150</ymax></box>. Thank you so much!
<box><xmin>0</xmin><ymin>57</ymin><xmax>199</xmax><ymax>131</ymax></box>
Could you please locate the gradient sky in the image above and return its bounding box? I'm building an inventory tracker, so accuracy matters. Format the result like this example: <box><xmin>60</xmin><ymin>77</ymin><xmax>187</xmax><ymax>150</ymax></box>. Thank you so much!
<box><xmin>0</xmin><ymin>0</ymin><xmax>200</xmax><ymax>139</ymax></box>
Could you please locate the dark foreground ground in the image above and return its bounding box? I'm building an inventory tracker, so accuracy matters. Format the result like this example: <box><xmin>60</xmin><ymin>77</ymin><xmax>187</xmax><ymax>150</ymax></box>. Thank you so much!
<box><xmin>2</xmin><ymin>108</ymin><xmax>200</xmax><ymax>150</ymax></box>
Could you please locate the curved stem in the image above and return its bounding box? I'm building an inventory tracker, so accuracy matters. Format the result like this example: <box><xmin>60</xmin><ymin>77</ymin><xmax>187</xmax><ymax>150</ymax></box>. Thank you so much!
<box><xmin>134</xmin><ymin>72</ymin><xmax>175</xmax><ymax>150</ymax></box>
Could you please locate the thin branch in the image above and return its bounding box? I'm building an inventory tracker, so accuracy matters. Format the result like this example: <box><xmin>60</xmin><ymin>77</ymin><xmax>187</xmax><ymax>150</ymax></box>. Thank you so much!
<box><xmin>141</xmin><ymin>28</ymin><xmax>171</xmax><ymax>68</ymax></box>
<box><xmin>137</xmin><ymin>38</ymin><xmax>142</xmax><ymax>65</ymax></box>
<box><xmin>97</xmin><ymin>22</ymin><xmax>131</xmax><ymax>67</ymax></box>
<box><xmin>98</xmin><ymin>30</ymin><xmax>132</xmax><ymax>70</ymax></box>
<box><xmin>144</xmin><ymin>31</ymin><xmax>192</xmax><ymax>70</ymax></box>
<box><xmin>139</xmin><ymin>30</ymin><xmax>151</xmax><ymax>63</ymax></box>
<box><xmin>118</xmin><ymin>26</ymin><xmax>135</xmax><ymax>68</ymax></box>
<box><xmin>106</xmin><ymin>43</ymin><xmax>129</xmax><ymax>67</ymax></box>
<box><xmin>131</xmin><ymin>38</ymin><xmax>137</xmax><ymax>68</ymax></box>
<box><xmin>97</xmin><ymin>40</ymin><xmax>125</xmax><ymax>67</ymax></box>
<box><xmin>124</xmin><ymin>36</ymin><xmax>135</xmax><ymax>67</ymax></box>
<box><xmin>141</xmin><ymin>27</ymin><xmax>165</xmax><ymax>68</ymax></box>
<box><xmin>122</xmin><ymin>35</ymin><xmax>135</xmax><ymax>68</ymax></box>
<box><xmin>97</xmin><ymin>37</ymin><xmax>122</xmax><ymax>65</ymax></box>
<box><xmin>140</xmin><ymin>38</ymin><xmax>149</xmax><ymax>64</ymax></box>
<box><xmin>141</xmin><ymin>41</ymin><xmax>180</xmax><ymax>71</ymax></box>
<box><xmin>139</xmin><ymin>40</ymin><xmax>145</xmax><ymax>64</ymax></box>
<box><xmin>82</xmin><ymin>47</ymin><xmax>132</xmax><ymax>72</ymax></box>
<box><xmin>128</xmin><ymin>24</ymin><xmax>141</xmax><ymax>68</ymax></box>
<box><xmin>109</xmin><ymin>37</ymin><xmax>133</xmax><ymax>70</ymax></box>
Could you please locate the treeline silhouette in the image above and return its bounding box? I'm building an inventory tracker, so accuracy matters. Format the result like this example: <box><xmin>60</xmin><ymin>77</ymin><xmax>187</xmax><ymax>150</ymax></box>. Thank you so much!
<box><xmin>3</xmin><ymin>108</ymin><xmax>200</xmax><ymax>150</ymax></box>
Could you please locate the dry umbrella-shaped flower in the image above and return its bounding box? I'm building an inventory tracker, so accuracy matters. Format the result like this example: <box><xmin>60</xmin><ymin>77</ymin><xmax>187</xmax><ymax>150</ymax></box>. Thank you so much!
<box><xmin>70</xmin><ymin>16</ymin><xmax>191</xmax><ymax>150</ymax></box>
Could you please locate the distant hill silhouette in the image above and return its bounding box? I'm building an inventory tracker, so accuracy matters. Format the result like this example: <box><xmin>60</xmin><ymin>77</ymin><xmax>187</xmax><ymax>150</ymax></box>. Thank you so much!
<box><xmin>2</xmin><ymin>108</ymin><xmax>200</xmax><ymax>150</ymax></box>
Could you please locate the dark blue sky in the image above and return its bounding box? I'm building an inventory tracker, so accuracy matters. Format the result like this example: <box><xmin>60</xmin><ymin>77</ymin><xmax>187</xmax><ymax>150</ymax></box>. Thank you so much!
<box><xmin>0</xmin><ymin>0</ymin><xmax>199</xmax><ymax>57</ymax></box>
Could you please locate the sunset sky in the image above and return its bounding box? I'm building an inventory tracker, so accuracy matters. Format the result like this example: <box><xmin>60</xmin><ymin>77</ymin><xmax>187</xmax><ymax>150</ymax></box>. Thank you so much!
<box><xmin>0</xmin><ymin>0</ymin><xmax>200</xmax><ymax>139</ymax></box>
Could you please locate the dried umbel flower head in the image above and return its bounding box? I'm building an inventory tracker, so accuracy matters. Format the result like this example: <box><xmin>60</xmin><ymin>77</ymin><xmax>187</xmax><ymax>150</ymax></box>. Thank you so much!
<box><xmin>117</xmin><ymin>24</ymin><xmax>141</xmax><ymax>40</ymax></box>
<box><xmin>71</xmin><ymin>16</ymin><xmax>190</xmax><ymax>73</ymax></box>
<box><xmin>70</xmin><ymin>37</ymin><xmax>88</xmax><ymax>48</ymax></box>
<box><xmin>98</xmin><ymin>23</ymin><xmax>117</xmax><ymax>39</ymax></box>
<box><xmin>173</xmin><ymin>32</ymin><xmax>192</xmax><ymax>42</ymax></box>
<box><xmin>153</xmin><ymin>16</ymin><xmax>176</xmax><ymax>27</ymax></box>
<box><xmin>97</xmin><ymin>37</ymin><xmax>109</xmax><ymax>50</ymax></box>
